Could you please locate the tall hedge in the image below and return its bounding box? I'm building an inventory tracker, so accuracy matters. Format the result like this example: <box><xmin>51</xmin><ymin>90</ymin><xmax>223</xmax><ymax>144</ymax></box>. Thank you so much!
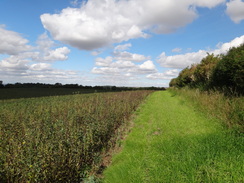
<box><xmin>170</xmin><ymin>44</ymin><xmax>244</xmax><ymax>96</ymax></box>
<box><xmin>210</xmin><ymin>44</ymin><xmax>244</xmax><ymax>95</ymax></box>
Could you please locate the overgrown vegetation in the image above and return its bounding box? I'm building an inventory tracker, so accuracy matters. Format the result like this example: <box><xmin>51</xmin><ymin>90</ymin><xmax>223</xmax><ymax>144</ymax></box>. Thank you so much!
<box><xmin>169</xmin><ymin>88</ymin><xmax>244</xmax><ymax>133</ymax></box>
<box><xmin>0</xmin><ymin>91</ymin><xmax>152</xmax><ymax>182</ymax></box>
<box><xmin>170</xmin><ymin>44</ymin><xmax>244</xmax><ymax>96</ymax></box>
<box><xmin>169</xmin><ymin>44</ymin><xmax>244</xmax><ymax>132</ymax></box>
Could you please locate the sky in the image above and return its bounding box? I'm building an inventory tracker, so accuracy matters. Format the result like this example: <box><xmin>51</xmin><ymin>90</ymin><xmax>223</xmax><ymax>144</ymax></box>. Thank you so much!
<box><xmin>0</xmin><ymin>0</ymin><xmax>244</xmax><ymax>87</ymax></box>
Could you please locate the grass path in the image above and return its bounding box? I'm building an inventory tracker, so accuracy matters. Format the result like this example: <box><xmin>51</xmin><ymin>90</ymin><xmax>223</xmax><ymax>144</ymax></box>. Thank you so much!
<box><xmin>102</xmin><ymin>91</ymin><xmax>243</xmax><ymax>183</ymax></box>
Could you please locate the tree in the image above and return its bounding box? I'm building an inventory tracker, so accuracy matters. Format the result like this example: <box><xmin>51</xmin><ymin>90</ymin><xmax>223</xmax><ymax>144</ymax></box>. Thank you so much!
<box><xmin>193</xmin><ymin>53</ymin><xmax>220</xmax><ymax>88</ymax></box>
<box><xmin>210</xmin><ymin>44</ymin><xmax>244</xmax><ymax>95</ymax></box>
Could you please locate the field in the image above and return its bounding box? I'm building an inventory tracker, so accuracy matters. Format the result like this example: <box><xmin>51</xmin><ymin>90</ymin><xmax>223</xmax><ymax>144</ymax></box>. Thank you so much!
<box><xmin>0</xmin><ymin>90</ymin><xmax>152</xmax><ymax>182</ymax></box>
<box><xmin>0</xmin><ymin>88</ymin><xmax>105</xmax><ymax>100</ymax></box>
<box><xmin>1</xmin><ymin>88</ymin><xmax>243</xmax><ymax>182</ymax></box>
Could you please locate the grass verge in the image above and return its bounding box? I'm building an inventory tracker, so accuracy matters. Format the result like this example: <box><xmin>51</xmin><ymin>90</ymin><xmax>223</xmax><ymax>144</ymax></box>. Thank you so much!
<box><xmin>102</xmin><ymin>91</ymin><xmax>244</xmax><ymax>183</ymax></box>
<box><xmin>169</xmin><ymin>88</ymin><xmax>244</xmax><ymax>132</ymax></box>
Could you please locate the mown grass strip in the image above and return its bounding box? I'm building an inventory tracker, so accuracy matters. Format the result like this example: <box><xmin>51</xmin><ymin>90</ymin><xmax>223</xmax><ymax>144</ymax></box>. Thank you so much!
<box><xmin>103</xmin><ymin>91</ymin><xmax>244</xmax><ymax>183</ymax></box>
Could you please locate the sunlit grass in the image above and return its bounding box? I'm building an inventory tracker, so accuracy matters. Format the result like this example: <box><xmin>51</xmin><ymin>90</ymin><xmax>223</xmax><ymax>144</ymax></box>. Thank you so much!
<box><xmin>103</xmin><ymin>91</ymin><xmax>244</xmax><ymax>183</ymax></box>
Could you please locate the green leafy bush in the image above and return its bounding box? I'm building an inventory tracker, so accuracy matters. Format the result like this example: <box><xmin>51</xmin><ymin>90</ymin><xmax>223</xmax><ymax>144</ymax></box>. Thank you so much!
<box><xmin>170</xmin><ymin>44</ymin><xmax>243</xmax><ymax>96</ymax></box>
<box><xmin>210</xmin><ymin>44</ymin><xmax>244</xmax><ymax>95</ymax></box>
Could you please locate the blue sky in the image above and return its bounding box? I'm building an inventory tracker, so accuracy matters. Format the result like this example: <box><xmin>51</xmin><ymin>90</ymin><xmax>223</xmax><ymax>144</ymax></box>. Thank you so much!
<box><xmin>0</xmin><ymin>0</ymin><xmax>244</xmax><ymax>87</ymax></box>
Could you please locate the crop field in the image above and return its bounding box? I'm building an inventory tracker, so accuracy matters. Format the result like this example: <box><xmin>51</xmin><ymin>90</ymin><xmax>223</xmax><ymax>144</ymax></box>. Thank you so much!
<box><xmin>0</xmin><ymin>90</ymin><xmax>152</xmax><ymax>182</ymax></box>
<box><xmin>0</xmin><ymin>88</ymin><xmax>104</xmax><ymax>100</ymax></box>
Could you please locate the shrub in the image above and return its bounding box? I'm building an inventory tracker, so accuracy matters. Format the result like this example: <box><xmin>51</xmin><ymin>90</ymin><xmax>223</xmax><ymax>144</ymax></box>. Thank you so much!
<box><xmin>210</xmin><ymin>44</ymin><xmax>244</xmax><ymax>95</ymax></box>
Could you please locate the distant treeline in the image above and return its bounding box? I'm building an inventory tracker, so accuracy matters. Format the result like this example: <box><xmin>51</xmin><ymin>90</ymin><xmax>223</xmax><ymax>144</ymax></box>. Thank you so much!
<box><xmin>170</xmin><ymin>44</ymin><xmax>244</xmax><ymax>96</ymax></box>
<box><xmin>0</xmin><ymin>82</ymin><xmax>165</xmax><ymax>91</ymax></box>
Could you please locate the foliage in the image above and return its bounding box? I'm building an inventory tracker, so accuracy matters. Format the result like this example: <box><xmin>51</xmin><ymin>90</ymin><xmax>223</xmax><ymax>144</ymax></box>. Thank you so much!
<box><xmin>0</xmin><ymin>91</ymin><xmax>152</xmax><ymax>182</ymax></box>
<box><xmin>174</xmin><ymin>65</ymin><xmax>196</xmax><ymax>87</ymax></box>
<box><xmin>170</xmin><ymin>44</ymin><xmax>243</xmax><ymax>96</ymax></box>
<box><xmin>210</xmin><ymin>44</ymin><xmax>244</xmax><ymax>95</ymax></box>
<box><xmin>193</xmin><ymin>53</ymin><xmax>221</xmax><ymax>88</ymax></box>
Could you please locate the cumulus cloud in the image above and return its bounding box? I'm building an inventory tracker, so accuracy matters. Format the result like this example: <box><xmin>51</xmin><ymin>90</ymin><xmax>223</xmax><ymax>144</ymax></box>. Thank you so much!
<box><xmin>0</xmin><ymin>28</ymin><xmax>75</xmax><ymax>83</ymax></box>
<box><xmin>92</xmin><ymin>44</ymin><xmax>156</xmax><ymax>78</ymax></box>
<box><xmin>157</xmin><ymin>50</ymin><xmax>207</xmax><ymax>69</ymax></box>
<box><xmin>114</xmin><ymin>43</ymin><xmax>132</xmax><ymax>51</ymax></box>
<box><xmin>91</xmin><ymin>50</ymin><xmax>102</xmax><ymax>56</ymax></box>
<box><xmin>172</xmin><ymin>48</ymin><xmax>182</xmax><ymax>53</ymax></box>
<box><xmin>41</xmin><ymin>47</ymin><xmax>70</xmax><ymax>61</ymax></box>
<box><xmin>113</xmin><ymin>51</ymin><xmax>150</xmax><ymax>62</ymax></box>
<box><xmin>213</xmin><ymin>35</ymin><xmax>244</xmax><ymax>55</ymax></box>
<box><xmin>226</xmin><ymin>0</ymin><xmax>244</xmax><ymax>23</ymax></box>
<box><xmin>0</xmin><ymin>25</ymin><xmax>32</xmax><ymax>55</ymax></box>
<box><xmin>0</xmin><ymin>55</ymin><xmax>29</xmax><ymax>71</ymax></box>
<box><xmin>158</xmin><ymin>35</ymin><xmax>244</xmax><ymax>69</ymax></box>
<box><xmin>147</xmin><ymin>69</ymin><xmax>180</xmax><ymax>80</ymax></box>
<box><xmin>40</xmin><ymin>0</ymin><xmax>225</xmax><ymax>50</ymax></box>
<box><xmin>92</xmin><ymin>59</ymin><xmax>156</xmax><ymax>76</ymax></box>
<box><xmin>95</xmin><ymin>56</ymin><xmax>113</xmax><ymax>67</ymax></box>
<box><xmin>33</xmin><ymin>33</ymin><xmax>70</xmax><ymax>62</ymax></box>
<box><xmin>0</xmin><ymin>55</ymin><xmax>79</xmax><ymax>83</ymax></box>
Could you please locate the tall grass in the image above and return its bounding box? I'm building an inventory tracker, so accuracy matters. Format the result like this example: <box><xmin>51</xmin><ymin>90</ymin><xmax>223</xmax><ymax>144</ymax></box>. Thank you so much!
<box><xmin>0</xmin><ymin>91</ymin><xmax>152</xmax><ymax>182</ymax></box>
<box><xmin>169</xmin><ymin>88</ymin><xmax>244</xmax><ymax>132</ymax></box>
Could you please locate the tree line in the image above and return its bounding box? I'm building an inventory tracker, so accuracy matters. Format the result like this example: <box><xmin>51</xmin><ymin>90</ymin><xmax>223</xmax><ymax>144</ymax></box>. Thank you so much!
<box><xmin>0</xmin><ymin>82</ymin><xmax>165</xmax><ymax>91</ymax></box>
<box><xmin>169</xmin><ymin>44</ymin><xmax>244</xmax><ymax>96</ymax></box>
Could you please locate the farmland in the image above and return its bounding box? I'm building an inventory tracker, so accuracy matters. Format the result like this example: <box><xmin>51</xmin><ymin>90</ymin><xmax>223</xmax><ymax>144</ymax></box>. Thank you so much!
<box><xmin>0</xmin><ymin>90</ymin><xmax>152</xmax><ymax>182</ymax></box>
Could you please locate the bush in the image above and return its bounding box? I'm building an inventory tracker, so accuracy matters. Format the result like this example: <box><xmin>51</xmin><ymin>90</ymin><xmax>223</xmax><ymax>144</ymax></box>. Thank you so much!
<box><xmin>170</xmin><ymin>44</ymin><xmax>244</xmax><ymax>96</ymax></box>
<box><xmin>210</xmin><ymin>44</ymin><xmax>244</xmax><ymax>95</ymax></box>
<box><xmin>193</xmin><ymin>53</ymin><xmax>220</xmax><ymax>89</ymax></box>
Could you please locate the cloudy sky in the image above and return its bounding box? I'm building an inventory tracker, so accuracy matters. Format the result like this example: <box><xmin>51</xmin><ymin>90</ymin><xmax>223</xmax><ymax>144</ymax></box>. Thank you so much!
<box><xmin>0</xmin><ymin>0</ymin><xmax>244</xmax><ymax>87</ymax></box>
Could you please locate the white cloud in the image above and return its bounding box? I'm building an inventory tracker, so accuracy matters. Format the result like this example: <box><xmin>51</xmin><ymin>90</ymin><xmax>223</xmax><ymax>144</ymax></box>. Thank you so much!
<box><xmin>30</xmin><ymin>63</ymin><xmax>52</xmax><ymax>71</ymax></box>
<box><xmin>114</xmin><ymin>43</ymin><xmax>132</xmax><ymax>51</ymax></box>
<box><xmin>91</xmin><ymin>50</ymin><xmax>102</xmax><ymax>56</ymax></box>
<box><xmin>138</xmin><ymin>60</ymin><xmax>156</xmax><ymax>72</ymax></box>
<box><xmin>0</xmin><ymin>25</ymin><xmax>32</xmax><ymax>55</ymax></box>
<box><xmin>0</xmin><ymin>55</ymin><xmax>80</xmax><ymax>83</ymax></box>
<box><xmin>40</xmin><ymin>0</ymin><xmax>225</xmax><ymax>50</ymax></box>
<box><xmin>95</xmin><ymin>56</ymin><xmax>113</xmax><ymax>67</ymax></box>
<box><xmin>113</xmin><ymin>51</ymin><xmax>150</xmax><ymax>62</ymax></box>
<box><xmin>92</xmin><ymin>45</ymin><xmax>156</xmax><ymax>78</ymax></box>
<box><xmin>213</xmin><ymin>35</ymin><xmax>244</xmax><ymax>55</ymax></box>
<box><xmin>147</xmin><ymin>69</ymin><xmax>179</xmax><ymax>80</ymax></box>
<box><xmin>92</xmin><ymin>58</ymin><xmax>157</xmax><ymax>76</ymax></box>
<box><xmin>0</xmin><ymin>55</ymin><xmax>29</xmax><ymax>71</ymax></box>
<box><xmin>111</xmin><ymin>60</ymin><xmax>135</xmax><ymax>69</ymax></box>
<box><xmin>158</xmin><ymin>35</ymin><xmax>244</xmax><ymax>69</ymax></box>
<box><xmin>91</xmin><ymin>67</ymin><xmax>120</xmax><ymax>75</ymax></box>
<box><xmin>0</xmin><ymin>29</ymin><xmax>74</xmax><ymax>83</ymax></box>
<box><xmin>172</xmin><ymin>48</ymin><xmax>182</xmax><ymax>53</ymax></box>
<box><xmin>41</xmin><ymin>47</ymin><xmax>70</xmax><ymax>61</ymax></box>
<box><xmin>70</xmin><ymin>0</ymin><xmax>80</xmax><ymax>7</ymax></box>
<box><xmin>33</xmin><ymin>33</ymin><xmax>70</xmax><ymax>62</ymax></box>
<box><xmin>226</xmin><ymin>0</ymin><xmax>244</xmax><ymax>23</ymax></box>
<box><xmin>157</xmin><ymin>50</ymin><xmax>207</xmax><ymax>69</ymax></box>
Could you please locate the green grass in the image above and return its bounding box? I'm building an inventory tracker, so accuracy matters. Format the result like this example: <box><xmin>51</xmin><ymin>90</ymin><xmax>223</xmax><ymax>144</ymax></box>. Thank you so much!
<box><xmin>103</xmin><ymin>91</ymin><xmax>244</xmax><ymax>183</ymax></box>
<box><xmin>169</xmin><ymin>88</ymin><xmax>244</xmax><ymax>133</ymax></box>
